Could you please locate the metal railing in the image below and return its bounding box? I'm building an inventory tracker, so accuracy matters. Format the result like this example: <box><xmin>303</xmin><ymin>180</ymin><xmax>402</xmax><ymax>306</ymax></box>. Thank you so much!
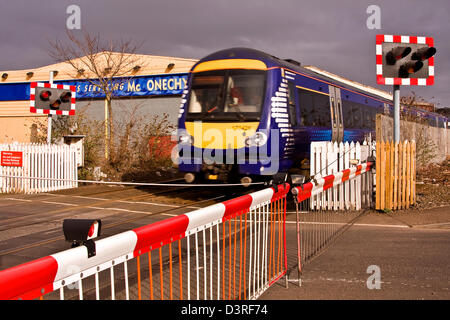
<box><xmin>291</xmin><ymin>162</ymin><xmax>373</xmax><ymax>282</ymax></box>
<box><xmin>0</xmin><ymin>184</ymin><xmax>289</xmax><ymax>300</ymax></box>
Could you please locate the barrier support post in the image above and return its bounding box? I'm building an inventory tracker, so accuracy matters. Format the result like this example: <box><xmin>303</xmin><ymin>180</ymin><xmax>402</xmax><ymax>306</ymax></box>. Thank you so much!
<box><xmin>295</xmin><ymin>201</ymin><xmax>302</xmax><ymax>286</ymax></box>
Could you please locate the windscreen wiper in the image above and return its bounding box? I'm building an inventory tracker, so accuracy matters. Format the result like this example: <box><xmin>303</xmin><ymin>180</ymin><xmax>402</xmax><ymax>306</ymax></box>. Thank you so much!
<box><xmin>228</xmin><ymin>104</ymin><xmax>246</xmax><ymax>121</ymax></box>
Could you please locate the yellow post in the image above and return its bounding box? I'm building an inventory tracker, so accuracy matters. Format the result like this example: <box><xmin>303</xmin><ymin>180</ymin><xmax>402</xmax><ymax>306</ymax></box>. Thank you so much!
<box><xmin>398</xmin><ymin>142</ymin><xmax>403</xmax><ymax>209</ymax></box>
<box><xmin>385</xmin><ymin>141</ymin><xmax>391</xmax><ymax>210</ymax></box>
<box><xmin>411</xmin><ymin>141</ymin><xmax>416</xmax><ymax>205</ymax></box>
<box><xmin>393</xmin><ymin>142</ymin><xmax>399</xmax><ymax>210</ymax></box>
<box><xmin>104</xmin><ymin>98</ymin><xmax>109</xmax><ymax>159</ymax></box>
<box><xmin>376</xmin><ymin>140</ymin><xmax>381</xmax><ymax>210</ymax></box>
<box><xmin>402</xmin><ymin>140</ymin><xmax>407</xmax><ymax>209</ymax></box>
<box><xmin>406</xmin><ymin>141</ymin><xmax>411</xmax><ymax>209</ymax></box>
<box><xmin>380</xmin><ymin>141</ymin><xmax>386</xmax><ymax>210</ymax></box>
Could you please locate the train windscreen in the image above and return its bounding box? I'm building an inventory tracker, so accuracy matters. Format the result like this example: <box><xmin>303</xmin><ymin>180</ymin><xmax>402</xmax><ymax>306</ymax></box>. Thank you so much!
<box><xmin>186</xmin><ymin>70</ymin><xmax>265</xmax><ymax>121</ymax></box>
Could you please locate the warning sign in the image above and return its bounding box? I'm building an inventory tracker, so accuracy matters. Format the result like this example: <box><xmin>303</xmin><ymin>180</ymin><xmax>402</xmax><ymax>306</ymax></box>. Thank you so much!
<box><xmin>1</xmin><ymin>151</ymin><xmax>23</xmax><ymax>167</ymax></box>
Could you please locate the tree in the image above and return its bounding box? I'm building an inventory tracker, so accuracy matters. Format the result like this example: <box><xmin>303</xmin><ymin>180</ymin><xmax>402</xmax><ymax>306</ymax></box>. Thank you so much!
<box><xmin>48</xmin><ymin>31</ymin><xmax>146</xmax><ymax>160</ymax></box>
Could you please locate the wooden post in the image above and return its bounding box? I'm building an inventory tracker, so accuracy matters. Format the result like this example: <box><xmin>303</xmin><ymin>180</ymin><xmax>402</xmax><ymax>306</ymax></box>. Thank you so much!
<box><xmin>376</xmin><ymin>140</ymin><xmax>380</xmax><ymax>210</ymax></box>
<box><xmin>406</xmin><ymin>141</ymin><xmax>411</xmax><ymax>209</ymax></box>
<box><xmin>385</xmin><ymin>141</ymin><xmax>391</xmax><ymax>210</ymax></box>
<box><xmin>380</xmin><ymin>141</ymin><xmax>386</xmax><ymax>210</ymax></box>
<box><xmin>393</xmin><ymin>142</ymin><xmax>399</xmax><ymax>210</ymax></box>
<box><xmin>411</xmin><ymin>141</ymin><xmax>416</xmax><ymax>205</ymax></box>
<box><xmin>402</xmin><ymin>141</ymin><xmax>407</xmax><ymax>209</ymax></box>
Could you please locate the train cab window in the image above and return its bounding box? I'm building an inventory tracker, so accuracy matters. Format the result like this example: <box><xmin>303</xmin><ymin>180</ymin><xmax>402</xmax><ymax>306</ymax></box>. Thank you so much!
<box><xmin>298</xmin><ymin>88</ymin><xmax>331</xmax><ymax>127</ymax></box>
<box><xmin>188</xmin><ymin>75</ymin><xmax>225</xmax><ymax>114</ymax></box>
<box><xmin>186</xmin><ymin>70</ymin><xmax>265</xmax><ymax>121</ymax></box>
<box><xmin>287</xmin><ymin>82</ymin><xmax>297</xmax><ymax>126</ymax></box>
<box><xmin>224</xmin><ymin>71</ymin><xmax>265</xmax><ymax>114</ymax></box>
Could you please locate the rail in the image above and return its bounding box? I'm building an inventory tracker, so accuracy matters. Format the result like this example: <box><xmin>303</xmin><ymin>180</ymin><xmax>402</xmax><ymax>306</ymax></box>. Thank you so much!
<box><xmin>291</xmin><ymin>162</ymin><xmax>373</xmax><ymax>281</ymax></box>
<box><xmin>0</xmin><ymin>184</ymin><xmax>290</xmax><ymax>300</ymax></box>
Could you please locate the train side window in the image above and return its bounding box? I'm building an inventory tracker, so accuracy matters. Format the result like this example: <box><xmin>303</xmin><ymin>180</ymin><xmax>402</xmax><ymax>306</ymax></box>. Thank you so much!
<box><xmin>298</xmin><ymin>89</ymin><xmax>315</xmax><ymax>126</ymax></box>
<box><xmin>287</xmin><ymin>82</ymin><xmax>297</xmax><ymax>126</ymax></box>
<box><xmin>351</xmin><ymin>103</ymin><xmax>362</xmax><ymax>128</ymax></box>
<box><xmin>314</xmin><ymin>93</ymin><xmax>331</xmax><ymax>127</ymax></box>
<box><xmin>298</xmin><ymin>88</ymin><xmax>331</xmax><ymax>127</ymax></box>
<box><xmin>342</xmin><ymin>100</ymin><xmax>353</xmax><ymax>128</ymax></box>
<box><xmin>362</xmin><ymin>106</ymin><xmax>372</xmax><ymax>129</ymax></box>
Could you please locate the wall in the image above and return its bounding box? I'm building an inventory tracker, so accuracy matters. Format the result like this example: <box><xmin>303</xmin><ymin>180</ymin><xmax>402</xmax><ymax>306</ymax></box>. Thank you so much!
<box><xmin>0</xmin><ymin>99</ymin><xmax>47</xmax><ymax>143</ymax></box>
<box><xmin>76</xmin><ymin>96</ymin><xmax>182</xmax><ymax>127</ymax></box>
<box><xmin>376</xmin><ymin>113</ymin><xmax>449</xmax><ymax>164</ymax></box>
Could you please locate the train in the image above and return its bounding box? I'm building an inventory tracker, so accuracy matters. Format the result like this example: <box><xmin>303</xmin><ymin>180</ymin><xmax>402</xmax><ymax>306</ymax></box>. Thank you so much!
<box><xmin>175</xmin><ymin>47</ymin><xmax>447</xmax><ymax>184</ymax></box>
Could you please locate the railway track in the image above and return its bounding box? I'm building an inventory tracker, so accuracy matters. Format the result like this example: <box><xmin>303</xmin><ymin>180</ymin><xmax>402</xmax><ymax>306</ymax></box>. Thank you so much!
<box><xmin>0</xmin><ymin>182</ymin><xmax>265</xmax><ymax>264</ymax></box>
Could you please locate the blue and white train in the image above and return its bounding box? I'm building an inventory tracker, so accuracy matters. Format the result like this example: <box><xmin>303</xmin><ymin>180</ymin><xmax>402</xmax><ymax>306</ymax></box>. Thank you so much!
<box><xmin>176</xmin><ymin>48</ymin><xmax>447</xmax><ymax>184</ymax></box>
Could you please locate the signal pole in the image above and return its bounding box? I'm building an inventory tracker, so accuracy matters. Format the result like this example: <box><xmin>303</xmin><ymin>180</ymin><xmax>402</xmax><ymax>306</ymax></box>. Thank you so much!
<box><xmin>47</xmin><ymin>71</ymin><xmax>54</xmax><ymax>144</ymax></box>
<box><xmin>393</xmin><ymin>84</ymin><xmax>400</xmax><ymax>143</ymax></box>
<box><xmin>376</xmin><ymin>34</ymin><xmax>436</xmax><ymax>143</ymax></box>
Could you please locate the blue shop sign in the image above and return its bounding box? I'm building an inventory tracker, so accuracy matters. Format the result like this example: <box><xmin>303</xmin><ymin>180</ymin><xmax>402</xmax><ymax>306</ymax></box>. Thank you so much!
<box><xmin>0</xmin><ymin>73</ymin><xmax>188</xmax><ymax>101</ymax></box>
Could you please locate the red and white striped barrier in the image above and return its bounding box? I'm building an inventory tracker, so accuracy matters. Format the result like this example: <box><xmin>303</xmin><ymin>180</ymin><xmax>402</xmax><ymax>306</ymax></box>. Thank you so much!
<box><xmin>0</xmin><ymin>184</ymin><xmax>289</xmax><ymax>300</ymax></box>
<box><xmin>292</xmin><ymin>162</ymin><xmax>373</xmax><ymax>203</ymax></box>
<box><xmin>291</xmin><ymin>162</ymin><xmax>374</xmax><ymax>283</ymax></box>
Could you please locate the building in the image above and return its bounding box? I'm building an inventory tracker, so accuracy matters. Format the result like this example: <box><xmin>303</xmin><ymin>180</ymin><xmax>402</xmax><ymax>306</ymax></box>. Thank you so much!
<box><xmin>0</xmin><ymin>52</ymin><xmax>198</xmax><ymax>143</ymax></box>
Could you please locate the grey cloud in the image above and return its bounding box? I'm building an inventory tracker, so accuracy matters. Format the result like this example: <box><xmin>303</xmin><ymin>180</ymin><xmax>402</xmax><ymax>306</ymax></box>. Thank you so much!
<box><xmin>1</xmin><ymin>0</ymin><xmax>449</xmax><ymax>106</ymax></box>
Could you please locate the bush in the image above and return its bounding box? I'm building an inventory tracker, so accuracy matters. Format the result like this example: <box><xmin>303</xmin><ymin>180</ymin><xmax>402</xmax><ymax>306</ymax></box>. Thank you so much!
<box><xmin>28</xmin><ymin>108</ymin><xmax>176</xmax><ymax>182</ymax></box>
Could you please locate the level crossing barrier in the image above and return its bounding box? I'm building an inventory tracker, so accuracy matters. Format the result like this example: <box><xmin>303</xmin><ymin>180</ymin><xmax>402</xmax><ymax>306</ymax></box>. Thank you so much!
<box><xmin>310</xmin><ymin>141</ymin><xmax>374</xmax><ymax>210</ymax></box>
<box><xmin>0</xmin><ymin>184</ymin><xmax>289</xmax><ymax>300</ymax></box>
<box><xmin>291</xmin><ymin>162</ymin><xmax>373</xmax><ymax>282</ymax></box>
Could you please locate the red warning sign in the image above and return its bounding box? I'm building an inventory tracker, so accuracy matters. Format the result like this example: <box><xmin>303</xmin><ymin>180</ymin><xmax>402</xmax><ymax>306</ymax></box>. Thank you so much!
<box><xmin>1</xmin><ymin>151</ymin><xmax>23</xmax><ymax>167</ymax></box>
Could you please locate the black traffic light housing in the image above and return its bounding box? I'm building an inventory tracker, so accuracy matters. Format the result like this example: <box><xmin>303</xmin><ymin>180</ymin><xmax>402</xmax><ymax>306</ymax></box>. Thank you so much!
<box><xmin>63</xmin><ymin>219</ymin><xmax>102</xmax><ymax>257</ymax></box>
<box><xmin>383</xmin><ymin>44</ymin><xmax>435</xmax><ymax>78</ymax></box>
<box><xmin>30</xmin><ymin>82</ymin><xmax>76</xmax><ymax>115</ymax></box>
<box><xmin>376</xmin><ymin>35</ymin><xmax>436</xmax><ymax>86</ymax></box>
<box><xmin>35</xmin><ymin>86</ymin><xmax>73</xmax><ymax>111</ymax></box>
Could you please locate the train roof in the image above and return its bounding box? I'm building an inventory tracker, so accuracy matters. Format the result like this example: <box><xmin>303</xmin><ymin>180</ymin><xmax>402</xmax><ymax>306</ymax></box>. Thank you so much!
<box><xmin>194</xmin><ymin>48</ymin><xmax>446</xmax><ymax>119</ymax></box>
<box><xmin>195</xmin><ymin>47</ymin><xmax>393</xmax><ymax>101</ymax></box>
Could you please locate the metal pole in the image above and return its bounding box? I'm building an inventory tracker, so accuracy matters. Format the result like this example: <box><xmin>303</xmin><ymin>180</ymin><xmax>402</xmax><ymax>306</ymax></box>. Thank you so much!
<box><xmin>104</xmin><ymin>98</ymin><xmax>109</xmax><ymax>159</ymax></box>
<box><xmin>295</xmin><ymin>202</ymin><xmax>302</xmax><ymax>286</ymax></box>
<box><xmin>47</xmin><ymin>71</ymin><xmax>54</xmax><ymax>144</ymax></box>
<box><xmin>393</xmin><ymin>84</ymin><xmax>400</xmax><ymax>143</ymax></box>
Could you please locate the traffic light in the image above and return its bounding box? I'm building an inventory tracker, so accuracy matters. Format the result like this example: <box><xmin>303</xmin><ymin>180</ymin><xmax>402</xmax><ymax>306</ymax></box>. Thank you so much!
<box><xmin>63</xmin><ymin>219</ymin><xmax>102</xmax><ymax>257</ymax></box>
<box><xmin>376</xmin><ymin>35</ymin><xmax>436</xmax><ymax>86</ymax></box>
<box><xmin>30</xmin><ymin>82</ymin><xmax>76</xmax><ymax>115</ymax></box>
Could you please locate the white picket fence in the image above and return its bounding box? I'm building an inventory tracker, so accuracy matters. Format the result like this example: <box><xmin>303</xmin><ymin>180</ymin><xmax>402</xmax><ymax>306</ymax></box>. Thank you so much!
<box><xmin>309</xmin><ymin>141</ymin><xmax>374</xmax><ymax>211</ymax></box>
<box><xmin>0</xmin><ymin>143</ymin><xmax>78</xmax><ymax>194</ymax></box>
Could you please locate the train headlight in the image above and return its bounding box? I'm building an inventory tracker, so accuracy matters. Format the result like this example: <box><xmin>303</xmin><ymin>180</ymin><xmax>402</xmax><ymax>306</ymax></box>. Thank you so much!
<box><xmin>179</xmin><ymin>133</ymin><xmax>194</xmax><ymax>144</ymax></box>
<box><xmin>245</xmin><ymin>132</ymin><xmax>268</xmax><ymax>147</ymax></box>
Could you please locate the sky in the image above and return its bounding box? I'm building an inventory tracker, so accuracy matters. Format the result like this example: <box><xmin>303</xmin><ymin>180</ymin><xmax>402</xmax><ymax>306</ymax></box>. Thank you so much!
<box><xmin>1</xmin><ymin>0</ymin><xmax>449</xmax><ymax>108</ymax></box>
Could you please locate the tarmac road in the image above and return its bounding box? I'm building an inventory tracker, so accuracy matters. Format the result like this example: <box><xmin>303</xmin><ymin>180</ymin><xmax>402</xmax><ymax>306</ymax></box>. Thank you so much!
<box><xmin>261</xmin><ymin>206</ymin><xmax>450</xmax><ymax>300</ymax></box>
<box><xmin>1</xmin><ymin>185</ymin><xmax>448</xmax><ymax>300</ymax></box>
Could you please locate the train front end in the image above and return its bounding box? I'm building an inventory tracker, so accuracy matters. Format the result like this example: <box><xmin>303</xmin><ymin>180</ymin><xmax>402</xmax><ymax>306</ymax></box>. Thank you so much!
<box><xmin>176</xmin><ymin>49</ymin><xmax>287</xmax><ymax>184</ymax></box>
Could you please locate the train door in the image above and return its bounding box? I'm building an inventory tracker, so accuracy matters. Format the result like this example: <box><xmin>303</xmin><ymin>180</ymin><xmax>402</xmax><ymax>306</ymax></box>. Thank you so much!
<box><xmin>287</xmin><ymin>82</ymin><xmax>298</xmax><ymax>127</ymax></box>
<box><xmin>328</xmin><ymin>86</ymin><xmax>344</xmax><ymax>142</ymax></box>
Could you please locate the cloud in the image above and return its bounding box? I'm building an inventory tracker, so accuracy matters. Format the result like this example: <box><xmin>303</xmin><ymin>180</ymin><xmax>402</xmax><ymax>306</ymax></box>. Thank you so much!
<box><xmin>1</xmin><ymin>0</ymin><xmax>449</xmax><ymax>106</ymax></box>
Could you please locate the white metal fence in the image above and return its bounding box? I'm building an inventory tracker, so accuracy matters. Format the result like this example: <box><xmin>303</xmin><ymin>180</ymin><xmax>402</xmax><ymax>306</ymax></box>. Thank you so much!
<box><xmin>309</xmin><ymin>141</ymin><xmax>374</xmax><ymax>210</ymax></box>
<box><xmin>0</xmin><ymin>143</ymin><xmax>78</xmax><ymax>194</ymax></box>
